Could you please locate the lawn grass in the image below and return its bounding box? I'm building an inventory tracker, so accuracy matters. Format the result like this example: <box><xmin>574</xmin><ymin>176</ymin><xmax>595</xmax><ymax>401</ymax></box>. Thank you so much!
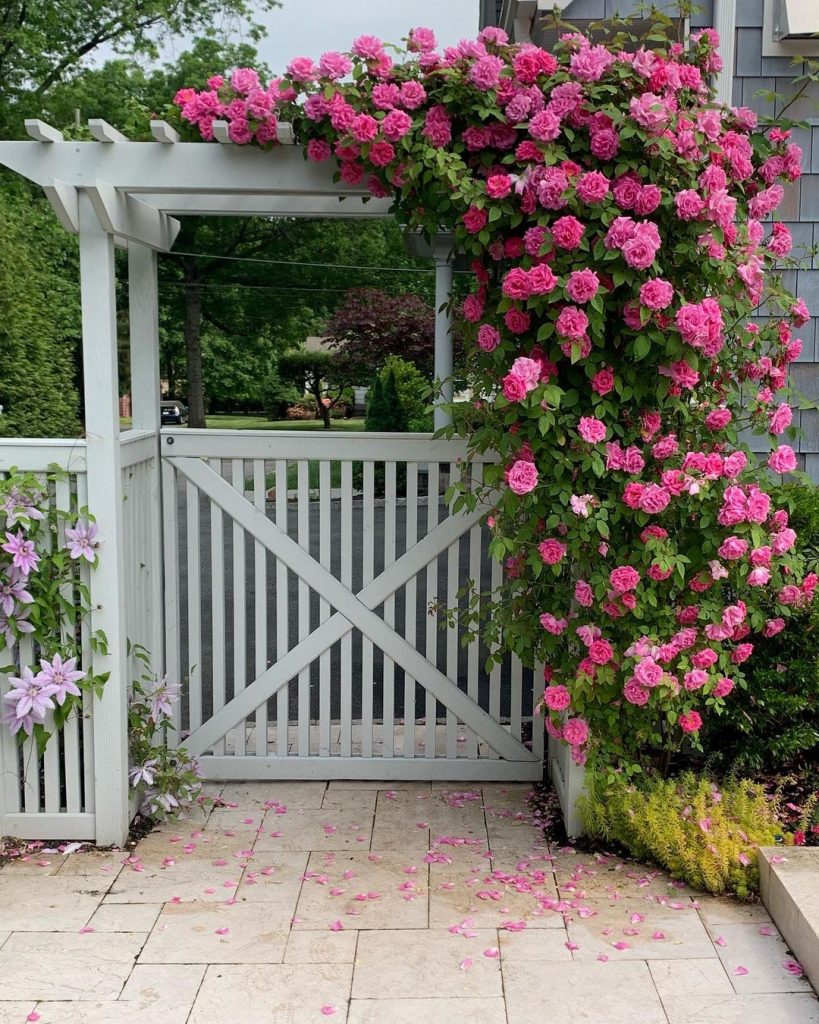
<box><xmin>205</xmin><ymin>414</ymin><xmax>365</xmax><ymax>432</ymax></box>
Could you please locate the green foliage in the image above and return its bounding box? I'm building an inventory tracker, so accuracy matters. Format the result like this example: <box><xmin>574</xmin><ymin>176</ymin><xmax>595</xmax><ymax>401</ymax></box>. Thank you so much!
<box><xmin>365</xmin><ymin>368</ymin><xmax>408</xmax><ymax>432</ymax></box>
<box><xmin>702</xmin><ymin>484</ymin><xmax>819</xmax><ymax>773</ymax></box>
<box><xmin>0</xmin><ymin>184</ymin><xmax>80</xmax><ymax>438</ymax></box>
<box><xmin>262</xmin><ymin>369</ymin><xmax>300</xmax><ymax>420</ymax></box>
<box><xmin>580</xmin><ymin>771</ymin><xmax>786</xmax><ymax>897</ymax></box>
<box><xmin>382</xmin><ymin>356</ymin><xmax>433</xmax><ymax>433</ymax></box>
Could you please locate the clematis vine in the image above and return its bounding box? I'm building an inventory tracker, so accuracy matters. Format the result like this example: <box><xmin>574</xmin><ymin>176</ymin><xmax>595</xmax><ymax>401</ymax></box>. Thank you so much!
<box><xmin>171</xmin><ymin>13</ymin><xmax>815</xmax><ymax>774</ymax></box>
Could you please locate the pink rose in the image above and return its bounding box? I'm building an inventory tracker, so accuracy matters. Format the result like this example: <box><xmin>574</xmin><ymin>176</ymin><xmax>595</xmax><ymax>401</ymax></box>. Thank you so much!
<box><xmin>399</xmin><ymin>80</ymin><xmax>427</xmax><ymax>109</ymax></box>
<box><xmin>538</xmin><ymin>538</ymin><xmax>567</xmax><ymax>565</ymax></box>
<box><xmin>502</xmin><ymin>268</ymin><xmax>532</xmax><ymax>301</ymax></box>
<box><xmin>477</xmin><ymin>324</ymin><xmax>500</xmax><ymax>351</ymax></box>
<box><xmin>578</xmin><ymin>417</ymin><xmax>607</xmax><ymax>444</ymax></box>
<box><xmin>748</xmin><ymin>567</ymin><xmax>771</xmax><ymax>586</ymax></box>
<box><xmin>674</xmin><ymin>189</ymin><xmax>705</xmax><ymax>220</ymax></box>
<box><xmin>505</xmin><ymin>309</ymin><xmax>531</xmax><ymax>335</ymax></box>
<box><xmin>576</xmin><ymin>171</ymin><xmax>610</xmax><ymax>203</ymax></box>
<box><xmin>350</xmin><ymin>113</ymin><xmax>379</xmax><ymax>142</ymax></box>
<box><xmin>551</xmin><ymin>216</ymin><xmax>585</xmax><ymax>250</ymax></box>
<box><xmin>529</xmin><ymin>110</ymin><xmax>562</xmax><ymax>142</ymax></box>
<box><xmin>528</xmin><ymin>264</ymin><xmax>558</xmax><ymax>295</ymax></box>
<box><xmin>588</xmin><ymin>638</ymin><xmax>614</xmax><ymax>665</ymax></box>
<box><xmin>463</xmin><ymin>206</ymin><xmax>488</xmax><ymax>234</ymax></box>
<box><xmin>555</xmin><ymin>306</ymin><xmax>589</xmax><ymax>340</ymax></box>
<box><xmin>566</xmin><ymin>269</ymin><xmax>600</xmax><ymax>304</ymax></box>
<box><xmin>562</xmin><ymin>718</ymin><xmax>589</xmax><ymax>746</ymax></box>
<box><xmin>382</xmin><ymin>109</ymin><xmax>413</xmax><ymax>141</ymax></box>
<box><xmin>763</xmin><ymin>618</ymin><xmax>786</xmax><ymax>637</ymax></box>
<box><xmin>678</xmin><ymin>710</ymin><xmax>703</xmax><ymax>734</ymax></box>
<box><xmin>575</xmin><ymin>580</ymin><xmax>594</xmax><ymax>607</ymax></box>
<box><xmin>713</xmin><ymin>676</ymin><xmax>734</xmax><ymax>698</ymax></box>
<box><xmin>768</xmin><ymin>445</ymin><xmax>797</xmax><ymax>474</ymax></box>
<box><xmin>731</xmin><ymin>643</ymin><xmax>754</xmax><ymax>664</ymax></box>
<box><xmin>507</xmin><ymin>460</ymin><xmax>539</xmax><ymax>495</ymax></box>
<box><xmin>306</xmin><ymin>139</ymin><xmax>332</xmax><ymax>162</ymax></box>
<box><xmin>639</xmin><ymin>484</ymin><xmax>670</xmax><ymax>514</ymax></box>
<box><xmin>705</xmin><ymin>408</ymin><xmax>732</xmax><ymax>430</ymax></box>
<box><xmin>540</xmin><ymin>613</ymin><xmax>568</xmax><ymax>635</ymax></box>
<box><xmin>543</xmin><ymin>685</ymin><xmax>571</xmax><ymax>711</ymax></box>
<box><xmin>591</xmin><ymin>368</ymin><xmax>615</xmax><ymax>395</ymax></box>
<box><xmin>624</xmin><ymin>680</ymin><xmax>650</xmax><ymax>705</ymax></box>
<box><xmin>639</xmin><ymin>278</ymin><xmax>674</xmax><ymax>310</ymax></box>
<box><xmin>610</xmin><ymin>566</ymin><xmax>640</xmax><ymax>592</ymax></box>
<box><xmin>502</xmin><ymin>374</ymin><xmax>528</xmax><ymax>402</ymax></box>
<box><xmin>769</xmin><ymin>403</ymin><xmax>793</xmax><ymax>435</ymax></box>
<box><xmin>634</xmin><ymin>658</ymin><xmax>663</xmax><ymax>687</ymax></box>
<box><xmin>717</xmin><ymin>536</ymin><xmax>748</xmax><ymax>560</ymax></box>
<box><xmin>486</xmin><ymin>174</ymin><xmax>513</xmax><ymax>199</ymax></box>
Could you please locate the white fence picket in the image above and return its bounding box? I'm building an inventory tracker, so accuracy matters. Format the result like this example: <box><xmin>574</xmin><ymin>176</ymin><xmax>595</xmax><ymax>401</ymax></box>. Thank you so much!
<box><xmin>424</xmin><ymin>462</ymin><xmax>440</xmax><ymax>759</ymax></box>
<box><xmin>403</xmin><ymin>463</ymin><xmax>418</xmax><ymax>758</ymax></box>
<box><xmin>253</xmin><ymin>459</ymin><xmax>268</xmax><ymax>756</ymax></box>
<box><xmin>210</xmin><ymin>460</ymin><xmax>226</xmax><ymax>756</ymax></box>
<box><xmin>275</xmin><ymin>460</ymin><xmax>289</xmax><ymax>757</ymax></box>
<box><xmin>231</xmin><ymin>459</ymin><xmax>247</xmax><ymax>757</ymax></box>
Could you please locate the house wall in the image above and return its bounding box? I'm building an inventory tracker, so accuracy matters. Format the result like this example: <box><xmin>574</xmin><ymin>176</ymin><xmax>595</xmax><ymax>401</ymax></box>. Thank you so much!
<box><xmin>491</xmin><ymin>0</ymin><xmax>819</xmax><ymax>480</ymax></box>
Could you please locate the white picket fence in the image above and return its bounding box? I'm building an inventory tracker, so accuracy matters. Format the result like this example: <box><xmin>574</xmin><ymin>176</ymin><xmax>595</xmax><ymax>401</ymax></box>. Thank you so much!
<box><xmin>0</xmin><ymin>433</ymin><xmax>159</xmax><ymax>839</ymax></box>
<box><xmin>161</xmin><ymin>430</ymin><xmax>545</xmax><ymax>780</ymax></box>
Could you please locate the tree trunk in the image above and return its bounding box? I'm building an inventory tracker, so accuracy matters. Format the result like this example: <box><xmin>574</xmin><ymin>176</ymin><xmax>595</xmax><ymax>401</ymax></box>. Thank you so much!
<box><xmin>184</xmin><ymin>272</ymin><xmax>206</xmax><ymax>429</ymax></box>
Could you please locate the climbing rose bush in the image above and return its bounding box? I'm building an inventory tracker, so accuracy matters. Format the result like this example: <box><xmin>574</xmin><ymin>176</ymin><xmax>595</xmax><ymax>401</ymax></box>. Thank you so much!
<box><xmin>172</xmin><ymin>18</ymin><xmax>816</xmax><ymax>774</ymax></box>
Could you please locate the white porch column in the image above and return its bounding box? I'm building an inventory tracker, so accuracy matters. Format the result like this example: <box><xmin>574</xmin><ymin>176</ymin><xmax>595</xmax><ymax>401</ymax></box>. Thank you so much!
<box><xmin>79</xmin><ymin>192</ymin><xmax>130</xmax><ymax>846</ymax></box>
<box><xmin>128</xmin><ymin>244</ymin><xmax>165</xmax><ymax>675</ymax></box>
<box><xmin>712</xmin><ymin>0</ymin><xmax>737</xmax><ymax>105</ymax></box>
<box><xmin>432</xmin><ymin>235</ymin><xmax>454</xmax><ymax>431</ymax></box>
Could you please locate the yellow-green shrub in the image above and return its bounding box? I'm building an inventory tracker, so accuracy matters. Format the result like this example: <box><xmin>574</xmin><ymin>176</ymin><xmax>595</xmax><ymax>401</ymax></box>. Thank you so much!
<box><xmin>579</xmin><ymin>772</ymin><xmax>786</xmax><ymax>897</ymax></box>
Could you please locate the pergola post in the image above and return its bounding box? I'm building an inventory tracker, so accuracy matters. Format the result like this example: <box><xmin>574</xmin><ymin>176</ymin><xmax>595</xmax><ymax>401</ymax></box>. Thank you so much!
<box><xmin>128</xmin><ymin>244</ymin><xmax>165</xmax><ymax>674</ymax></box>
<box><xmin>432</xmin><ymin>235</ymin><xmax>454</xmax><ymax>431</ymax></box>
<box><xmin>78</xmin><ymin>192</ymin><xmax>130</xmax><ymax>846</ymax></box>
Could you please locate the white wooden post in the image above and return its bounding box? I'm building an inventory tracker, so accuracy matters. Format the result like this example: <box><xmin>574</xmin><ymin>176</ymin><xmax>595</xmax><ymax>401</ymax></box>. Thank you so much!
<box><xmin>79</xmin><ymin>192</ymin><xmax>130</xmax><ymax>846</ymax></box>
<box><xmin>432</xmin><ymin>236</ymin><xmax>454</xmax><ymax>431</ymax></box>
<box><xmin>128</xmin><ymin>244</ymin><xmax>165</xmax><ymax>673</ymax></box>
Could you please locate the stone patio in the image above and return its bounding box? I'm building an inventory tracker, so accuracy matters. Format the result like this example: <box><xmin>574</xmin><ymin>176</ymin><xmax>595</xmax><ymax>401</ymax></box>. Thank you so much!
<box><xmin>0</xmin><ymin>781</ymin><xmax>816</xmax><ymax>1023</ymax></box>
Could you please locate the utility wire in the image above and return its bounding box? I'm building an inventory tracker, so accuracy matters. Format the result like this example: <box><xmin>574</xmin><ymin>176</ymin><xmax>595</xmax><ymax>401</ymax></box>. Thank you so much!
<box><xmin>162</xmin><ymin>249</ymin><xmax>468</xmax><ymax>274</ymax></box>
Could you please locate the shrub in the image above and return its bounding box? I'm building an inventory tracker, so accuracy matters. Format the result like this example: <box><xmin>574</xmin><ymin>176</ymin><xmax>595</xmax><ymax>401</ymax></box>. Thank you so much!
<box><xmin>365</xmin><ymin>369</ymin><xmax>408</xmax><ymax>432</ymax></box>
<box><xmin>579</xmin><ymin>771</ymin><xmax>785</xmax><ymax>897</ymax></box>
<box><xmin>702</xmin><ymin>484</ymin><xmax>819</xmax><ymax>773</ymax></box>
<box><xmin>383</xmin><ymin>356</ymin><xmax>433</xmax><ymax>433</ymax></box>
<box><xmin>262</xmin><ymin>369</ymin><xmax>300</xmax><ymax>420</ymax></box>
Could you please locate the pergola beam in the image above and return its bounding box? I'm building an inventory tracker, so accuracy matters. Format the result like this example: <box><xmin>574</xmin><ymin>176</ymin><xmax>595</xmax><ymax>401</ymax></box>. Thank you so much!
<box><xmin>133</xmin><ymin>193</ymin><xmax>392</xmax><ymax>217</ymax></box>
<box><xmin>24</xmin><ymin>119</ymin><xmax>63</xmax><ymax>142</ymax></box>
<box><xmin>87</xmin><ymin>181</ymin><xmax>180</xmax><ymax>251</ymax></box>
<box><xmin>43</xmin><ymin>179</ymin><xmax>79</xmax><ymax>233</ymax></box>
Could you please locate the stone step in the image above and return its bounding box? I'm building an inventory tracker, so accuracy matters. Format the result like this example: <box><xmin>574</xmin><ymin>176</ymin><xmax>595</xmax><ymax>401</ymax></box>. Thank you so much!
<box><xmin>759</xmin><ymin>846</ymin><xmax>819</xmax><ymax>992</ymax></box>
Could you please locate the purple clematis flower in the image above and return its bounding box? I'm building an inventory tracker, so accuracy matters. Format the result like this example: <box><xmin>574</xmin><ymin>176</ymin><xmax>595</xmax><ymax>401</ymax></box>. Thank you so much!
<box><xmin>38</xmin><ymin>653</ymin><xmax>86</xmax><ymax>705</ymax></box>
<box><xmin>144</xmin><ymin>675</ymin><xmax>181</xmax><ymax>722</ymax></box>
<box><xmin>65</xmin><ymin>521</ymin><xmax>100</xmax><ymax>562</ymax></box>
<box><xmin>4</xmin><ymin>666</ymin><xmax>58</xmax><ymax>723</ymax></box>
<box><xmin>0</xmin><ymin>571</ymin><xmax>34</xmax><ymax>616</ymax></box>
<box><xmin>129</xmin><ymin>759</ymin><xmax>158</xmax><ymax>788</ymax></box>
<box><xmin>0</xmin><ymin>607</ymin><xmax>35</xmax><ymax>648</ymax></box>
<box><xmin>1</xmin><ymin>487</ymin><xmax>44</xmax><ymax>526</ymax></box>
<box><xmin>2</xmin><ymin>531</ymin><xmax>40</xmax><ymax>576</ymax></box>
<box><xmin>1</xmin><ymin>702</ymin><xmax>36</xmax><ymax>737</ymax></box>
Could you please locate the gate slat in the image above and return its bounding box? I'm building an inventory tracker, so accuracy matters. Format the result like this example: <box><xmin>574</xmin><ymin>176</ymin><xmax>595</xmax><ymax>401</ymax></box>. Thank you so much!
<box><xmin>339</xmin><ymin>461</ymin><xmax>353</xmax><ymax>757</ymax></box>
<box><xmin>511</xmin><ymin>656</ymin><xmax>522</xmax><ymax>743</ymax></box>
<box><xmin>361</xmin><ymin>460</ymin><xmax>374</xmax><ymax>757</ymax></box>
<box><xmin>275</xmin><ymin>460</ymin><xmax>289</xmax><ymax>757</ymax></box>
<box><xmin>318</xmin><ymin>460</ymin><xmax>331</xmax><ymax>757</ymax></box>
<box><xmin>56</xmin><ymin>475</ymin><xmax>81</xmax><ymax>812</ymax></box>
<box><xmin>253</xmin><ymin>459</ymin><xmax>268</xmax><ymax>756</ymax></box>
<box><xmin>445</xmin><ymin>462</ymin><xmax>459</xmax><ymax>761</ymax></box>
<box><xmin>532</xmin><ymin>664</ymin><xmax>545</xmax><ymax>763</ymax></box>
<box><xmin>77</xmin><ymin>471</ymin><xmax>95</xmax><ymax>809</ymax></box>
<box><xmin>231</xmin><ymin>459</ymin><xmax>247</xmax><ymax>757</ymax></box>
<box><xmin>424</xmin><ymin>462</ymin><xmax>439</xmax><ymax>758</ymax></box>
<box><xmin>20</xmin><ymin>635</ymin><xmax>40</xmax><ymax>813</ymax></box>
<box><xmin>161</xmin><ymin>458</ymin><xmax>182</xmax><ymax>735</ymax></box>
<box><xmin>186</xmin><ymin>478</ymin><xmax>201</xmax><ymax>733</ymax></box>
<box><xmin>39</xmin><ymin>478</ymin><xmax>60</xmax><ymax>813</ymax></box>
<box><xmin>296</xmin><ymin>460</ymin><xmax>310</xmax><ymax>756</ymax></box>
<box><xmin>382</xmin><ymin>461</ymin><xmax>396</xmax><ymax>758</ymax></box>
<box><xmin>210</xmin><ymin>459</ymin><xmax>226</xmax><ymax>756</ymax></box>
<box><xmin>488</xmin><ymin>557</ymin><xmax>502</xmax><ymax>760</ymax></box>
<box><xmin>403</xmin><ymin>463</ymin><xmax>418</xmax><ymax>758</ymax></box>
<box><xmin>466</xmin><ymin>463</ymin><xmax>483</xmax><ymax>760</ymax></box>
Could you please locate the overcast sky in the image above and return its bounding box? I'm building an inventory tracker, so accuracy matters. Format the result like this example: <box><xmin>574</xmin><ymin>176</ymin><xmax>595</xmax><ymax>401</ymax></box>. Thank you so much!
<box><xmin>151</xmin><ymin>0</ymin><xmax>479</xmax><ymax>74</ymax></box>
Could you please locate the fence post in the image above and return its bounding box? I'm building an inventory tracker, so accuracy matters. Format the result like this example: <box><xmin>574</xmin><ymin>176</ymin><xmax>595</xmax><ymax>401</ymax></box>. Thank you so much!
<box><xmin>432</xmin><ymin>235</ymin><xmax>454</xmax><ymax>430</ymax></box>
<box><xmin>128</xmin><ymin>243</ymin><xmax>165</xmax><ymax>676</ymax></box>
<box><xmin>78</xmin><ymin>192</ymin><xmax>130</xmax><ymax>846</ymax></box>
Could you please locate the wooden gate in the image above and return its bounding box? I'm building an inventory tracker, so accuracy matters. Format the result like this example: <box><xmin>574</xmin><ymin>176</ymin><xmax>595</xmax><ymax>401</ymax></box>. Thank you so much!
<box><xmin>161</xmin><ymin>430</ymin><xmax>543</xmax><ymax>780</ymax></box>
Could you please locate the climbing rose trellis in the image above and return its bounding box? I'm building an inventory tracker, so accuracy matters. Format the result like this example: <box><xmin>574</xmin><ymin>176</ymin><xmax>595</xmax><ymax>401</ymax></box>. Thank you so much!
<box><xmin>172</xmin><ymin>19</ymin><xmax>816</xmax><ymax>775</ymax></box>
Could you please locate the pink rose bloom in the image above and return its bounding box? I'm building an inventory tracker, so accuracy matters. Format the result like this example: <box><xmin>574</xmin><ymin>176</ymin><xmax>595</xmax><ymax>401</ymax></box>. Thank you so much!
<box><xmin>634</xmin><ymin>658</ymin><xmax>663</xmax><ymax>687</ymax></box>
<box><xmin>731</xmin><ymin>643</ymin><xmax>754</xmax><ymax>664</ymax></box>
<box><xmin>684</xmin><ymin>669</ymin><xmax>708</xmax><ymax>691</ymax></box>
<box><xmin>705</xmin><ymin>408</ymin><xmax>732</xmax><ymax>430</ymax></box>
<box><xmin>372</xmin><ymin>82</ymin><xmax>401</xmax><ymax>110</ymax></box>
<box><xmin>679</xmin><ymin>710</ymin><xmax>703</xmax><ymax>734</ymax></box>
<box><xmin>463</xmin><ymin>206</ymin><xmax>488</xmax><ymax>234</ymax></box>
<box><xmin>750</xmin><ymin>546</ymin><xmax>772</xmax><ymax>567</ymax></box>
<box><xmin>771</xmin><ymin>528</ymin><xmax>797</xmax><ymax>555</ymax></box>
<box><xmin>543</xmin><ymin>685</ymin><xmax>571</xmax><ymax>711</ymax></box>
<box><xmin>575</xmin><ymin>580</ymin><xmax>594</xmax><ymax>607</ymax></box>
<box><xmin>528</xmin><ymin>264</ymin><xmax>558</xmax><ymax>294</ymax></box>
<box><xmin>551</xmin><ymin>216</ymin><xmax>585</xmax><ymax>250</ymax></box>
<box><xmin>570</xmin><ymin>44</ymin><xmax>615</xmax><ymax>82</ymax></box>
<box><xmin>722</xmin><ymin>602</ymin><xmax>747</xmax><ymax>629</ymax></box>
<box><xmin>576</xmin><ymin>171</ymin><xmax>610</xmax><ymax>203</ymax></box>
<box><xmin>622</xmin><ymin>221</ymin><xmax>661</xmax><ymax>270</ymax></box>
<box><xmin>622</xmin><ymin>447</ymin><xmax>645</xmax><ymax>473</ymax></box>
<box><xmin>539</xmin><ymin>538</ymin><xmax>567</xmax><ymax>565</ymax></box>
<box><xmin>422</xmin><ymin>105</ymin><xmax>452</xmax><ymax>147</ymax></box>
<box><xmin>306</xmin><ymin>139</ymin><xmax>332</xmax><ymax>162</ymax></box>
<box><xmin>286</xmin><ymin>56</ymin><xmax>318</xmax><ymax>83</ymax></box>
<box><xmin>351</xmin><ymin>34</ymin><xmax>385</xmax><ymax>59</ymax></box>
<box><xmin>722</xmin><ymin>451</ymin><xmax>747</xmax><ymax>478</ymax></box>
<box><xmin>592</xmin><ymin>368</ymin><xmax>615</xmax><ymax>395</ymax></box>
<box><xmin>769</xmin><ymin>403</ymin><xmax>793</xmax><ymax>435</ymax></box>
<box><xmin>369</xmin><ymin>140</ymin><xmax>395</xmax><ymax>166</ymax></box>
<box><xmin>604</xmin><ymin>216</ymin><xmax>637</xmax><ymax>249</ymax></box>
<box><xmin>566</xmin><ymin>269</ymin><xmax>599</xmax><ymax>303</ymax></box>
<box><xmin>351</xmin><ymin>113</ymin><xmax>379</xmax><ymax>142</ymax></box>
<box><xmin>629</xmin><ymin>92</ymin><xmax>670</xmax><ymax>132</ymax></box>
<box><xmin>763</xmin><ymin>618</ymin><xmax>786</xmax><ymax>637</ymax></box>
<box><xmin>562</xmin><ymin>718</ymin><xmax>589</xmax><ymax>745</ymax></box>
<box><xmin>231</xmin><ymin>67</ymin><xmax>260</xmax><ymax>93</ymax></box>
<box><xmin>624</xmin><ymin>680</ymin><xmax>650</xmax><ymax>705</ymax></box>
<box><xmin>590</xmin><ymin>127</ymin><xmax>620</xmax><ymax>159</ymax></box>
<box><xmin>634</xmin><ymin>184</ymin><xmax>662</xmax><ymax>215</ymax></box>
<box><xmin>578</xmin><ymin>416</ymin><xmax>607</xmax><ymax>444</ymax></box>
<box><xmin>507</xmin><ymin>460</ymin><xmax>538</xmax><ymax>495</ymax></box>
<box><xmin>486</xmin><ymin>174</ymin><xmax>513</xmax><ymax>199</ymax></box>
<box><xmin>400</xmin><ymin>80</ymin><xmax>427</xmax><ymax>109</ymax></box>
<box><xmin>748</xmin><ymin>567</ymin><xmax>771</xmax><ymax>586</ymax></box>
<box><xmin>639</xmin><ymin>484</ymin><xmax>670</xmax><ymax>514</ymax></box>
<box><xmin>510</xmin><ymin>357</ymin><xmax>541</xmax><ymax>389</ymax></box>
<box><xmin>540</xmin><ymin>613</ymin><xmax>568</xmax><ymax>635</ymax></box>
<box><xmin>319</xmin><ymin>51</ymin><xmax>353</xmax><ymax>79</ymax></box>
<box><xmin>529</xmin><ymin>110</ymin><xmax>561</xmax><ymax>142</ymax></box>
<box><xmin>477</xmin><ymin>324</ymin><xmax>500</xmax><ymax>352</ymax></box>
<box><xmin>505</xmin><ymin>309</ymin><xmax>531</xmax><ymax>335</ymax></box>
<box><xmin>640</xmin><ymin>278</ymin><xmax>674</xmax><ymax>310</ymax></box>
<box><xmin>556</xmin><ymin>306</ymin><xmax>589</xmax><ymax>340</ymax></box>
<box><xmin>674</xmin><ymin>189</ymin><xmax>705</xmax><ymax>220</ymax></box>
<box><xmin>713</xmin><ymin>676</ymin><xmax>734</xmax><ymax>698</ymax></box>
<box><xmin>502</xmin><ymin>268</ymin><xmax>532</xmax><ymax>301</ymax></box>
<box><xmin>502</xmin><ymin>374</ymin><xmax>528</xmax><ymax>402</ymax></box>
<box><xmin>588</xmin><ymin>638</ymin><xmax>614</xmax><ymax>665</ymax></box>
<box><xmin>768</xmin><ymin>445</ymin><xmax>797</xmax><ymax>474</ymax></box>
<box><xmin>408</xmin><ymin>26</ymin><xmax>437</xmax><ymax>53</ymax></box>
<box><xmin>651</xmin><ymin>435</ymin><xmax>678</xmax><ymax>460</ymax></box>
<box><xmin>469</xmin><ymin>55</ymin><xmax>504</xmax><ymax>91</ymax></box>
<box><xmin>717</xmin><ymin>536</ymin><xmax>748</xmax><ymax>560</ymax></box>
<box><xmin>610</xmin><ymin>566</ymin><xmax>640</xmax><ymax>592</ymax></box>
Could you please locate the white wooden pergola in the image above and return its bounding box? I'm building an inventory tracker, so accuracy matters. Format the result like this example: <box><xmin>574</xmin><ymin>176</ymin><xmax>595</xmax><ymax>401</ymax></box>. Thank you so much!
<box><xmin>0</xmin><ymin>121</ymin><xmax>581</xmax><ymax>846</ymax></box>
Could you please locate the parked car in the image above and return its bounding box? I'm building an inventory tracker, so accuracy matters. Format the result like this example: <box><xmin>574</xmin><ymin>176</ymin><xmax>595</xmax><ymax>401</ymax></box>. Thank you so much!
<box><xmin>161</xmin><ymin>400</ymin><xmax>188</xmax><ymax>425</ymax></box>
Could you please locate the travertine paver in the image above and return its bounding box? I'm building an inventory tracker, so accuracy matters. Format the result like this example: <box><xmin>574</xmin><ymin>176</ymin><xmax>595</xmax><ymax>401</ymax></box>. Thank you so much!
<box><xmin>0</xmin><ymin>780</ymin><xmax>815</xmax><ymax>1023</ymax></box>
